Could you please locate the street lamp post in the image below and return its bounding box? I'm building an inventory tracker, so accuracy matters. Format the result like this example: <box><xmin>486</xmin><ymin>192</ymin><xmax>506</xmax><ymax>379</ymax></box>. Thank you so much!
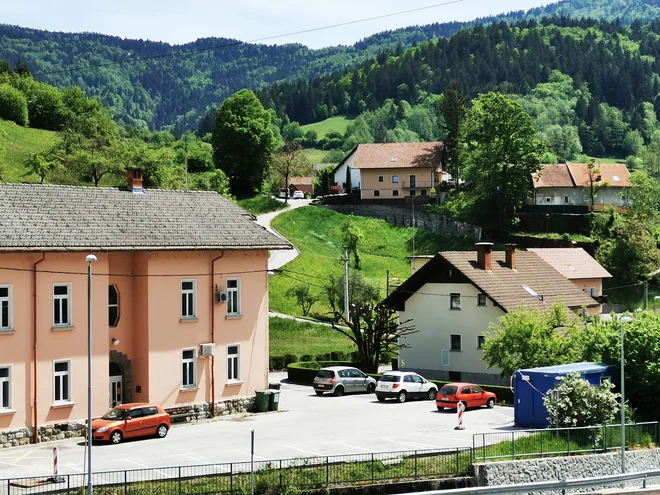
<box><xmin>619</xmin><ymin>315</ymin><xmax>633</xmax><ymax>474</ymax></box>
<box><xmin>86</xmin><ymin>254</ymin><xmax>97</xmax><ymax>495</ymax></box>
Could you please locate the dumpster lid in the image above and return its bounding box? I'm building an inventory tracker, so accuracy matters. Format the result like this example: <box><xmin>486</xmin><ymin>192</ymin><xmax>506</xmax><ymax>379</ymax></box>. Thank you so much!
<box><xmin>518</xmin><ymin>362</ymin><xmax>610</xmax><ymax>374</ymax></box>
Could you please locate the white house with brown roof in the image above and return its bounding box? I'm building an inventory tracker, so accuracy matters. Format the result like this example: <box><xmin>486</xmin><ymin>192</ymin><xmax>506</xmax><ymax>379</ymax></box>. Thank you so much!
<box><xmin>383</xmin><ymin>243</ymin><xmax>600</xmax><ymax>385</ymax></box>
<box><xmin>332</xmin><ymin>142</ymin><xmax>445</xmax><ymax>199</ymax></box>
<box><xmin>527</xmin><ymin>248</ymin><xmax>612</xmax><ymax>299</ymax></box>
<box><xmin>531</xmin><ymin>163</ymin><xmax>630</xmax><ymax>208</ymax></box>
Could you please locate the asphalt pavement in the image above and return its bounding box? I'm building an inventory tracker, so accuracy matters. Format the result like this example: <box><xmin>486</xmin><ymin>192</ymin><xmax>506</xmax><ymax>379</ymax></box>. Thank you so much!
<box><xmin>0</xmin><ymin>377</ymin><xmax>514</xmax><ymax>480</ymax></box>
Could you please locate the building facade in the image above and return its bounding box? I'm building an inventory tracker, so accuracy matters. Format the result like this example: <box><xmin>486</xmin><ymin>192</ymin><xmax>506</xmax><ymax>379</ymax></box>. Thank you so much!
<box><xmin>0</xmin><ymin>173</ymin><xmax>289</xmax><ymax>445</ymax></box>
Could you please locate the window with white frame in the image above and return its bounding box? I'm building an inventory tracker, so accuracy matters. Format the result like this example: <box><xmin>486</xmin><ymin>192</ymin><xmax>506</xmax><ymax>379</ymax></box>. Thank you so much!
<box><xmin>182</xmin><ymin>349</ymin><xmax>196</xmax><ymax>388</ymax></box>
<box><xmin>373</xmin><ymin>190</ymin><xmax>381</xmax><ymax>197</ymax></box>
<box><xmin>0</xmin><ymin>285</ymin><xmax>11</xmax><ymax>330</ymax></box>
<box><xmin>53</xmin><ymin>360</ymin><xmax>71</xmax><ymax>403</ymax></box>
<box><xmin>227</xmin><ymin>345</ymin><xmax>240</xmax><ymax>381</ymax></box>
<box><xmin>393</xmin><ymin>190</ymin><xmax>399</xmax><ymax>197</ymax></box>
<box><xmin>477</xmin><ymin>293</ymin><xmax>487</xmax><ymax>307</ymax></box>
<box><xmin>108</xmin><ymin>285</ymin><xmax>119</xmax><ymax>328</ymax></box>
<box><xmin>477</xmin><ymin>335</ymin><xmax>486</xmax><ymax>349</ymax></box>
<box><xmin>0</xmin><ymin>366</ymin><xmax>10</xmax><ymax>409</ymax></box>
<box><xmin>227</xmin><ymin>279</ymin><xmax>241</xmax><ymax>315</ymax></box>
<box><xmin>181</xmin><ymin>280</ymin><xmax>196</xmax><ymax>319</ymax></box>
<box><xmin>450</xmin><ymin>293</ymin><xmax>461</xmax><ymax>310</ymax></box>
<box><xmin>450</xmin><ymin>334</ymin><xmax>462</xmax><ymax>351</ymax></box>
<box><xmin>378</xmin><ymin>175</ymin><xmax>384</xmax><ymax>182</ymax></box>
<box><xmin>392</xmin><ymin>175</ymin><xmax>399</xmax><ymax>183</ymax></box>
<box><xmin>53</xmin><ymin>284</ymin><xmax>71</xmax><ymax>327</ymax></box>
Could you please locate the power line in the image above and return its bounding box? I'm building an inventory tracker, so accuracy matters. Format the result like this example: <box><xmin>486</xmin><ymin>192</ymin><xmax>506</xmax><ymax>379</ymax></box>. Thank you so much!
<box><xmin>33</xmin><ymin>0</ymin><xmax>464</xmax><ymax>76</ymax></box>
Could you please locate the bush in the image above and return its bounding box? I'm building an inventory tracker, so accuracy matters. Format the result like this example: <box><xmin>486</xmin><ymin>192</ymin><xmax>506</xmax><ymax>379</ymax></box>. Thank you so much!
<box><xmin>287</xmin><ymin>361</ymin><xmax>358</xmax><ymax>385</ymax></box>
<box><xmin>330</xmin><ymin>350</ymin><xmax>346</xmax><ymax>361</ymax></box>
<box><xmin>270</xmin><ymin>356</ymin><xmax>286</xmax><ymax>371</ymax></box>
<box><xmin>0</xmin><ymin>84</ymin><xmax>28</xmax><ymax>126</ymax></box>
<box><xmin>283</xmin><ymin>353</ymin><xmax>298</xmax><ymax>366</ymax></box>
<box><xmin>301</xmin><ymin>354</ymin><xmax>313</xmax><ymax>362</ymax></box>
<box><xmin>315</xmin><ymin>353</ymin><xmax>332</xmax><ymax>361</ymax></box>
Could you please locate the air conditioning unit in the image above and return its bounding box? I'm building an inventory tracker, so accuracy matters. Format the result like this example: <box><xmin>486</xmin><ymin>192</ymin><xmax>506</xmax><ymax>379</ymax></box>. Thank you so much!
<box><xmin>200</xmin><ymin>343</ymin><xmax>216</xmax><ymax>357</ymax></box>
<box><xmin>215</xmin><ymin>291</ymin><xmax>228</xmax><ymax>303</ymax></box>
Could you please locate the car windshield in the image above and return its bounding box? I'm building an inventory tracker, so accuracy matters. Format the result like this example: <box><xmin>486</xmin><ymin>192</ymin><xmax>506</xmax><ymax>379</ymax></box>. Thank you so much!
<box><xmin>439</xmin><ymin>385</ymin><xmax>458</xmax><ymax>395</ymax></box>
<box><xmin>380</xmin><ymin>375</ymin><xmax>401</xmax><ymax>382</ymax></box>
<box><xmin>101</xmin><ymin>408</ymin><xmax>129</xmax><ymax>420</ymax></box>
<box><xmin>316</xmin><ymin>370</ymin><xmax>334</xmax><ymax>379</ymax></box>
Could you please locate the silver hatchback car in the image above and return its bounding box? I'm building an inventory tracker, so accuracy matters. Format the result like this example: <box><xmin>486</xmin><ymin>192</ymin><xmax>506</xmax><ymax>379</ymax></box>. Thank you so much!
<box><xmin>313</xmin><ymin>366</ymin><xmax>377</xmax><ymax>397</ymax></box>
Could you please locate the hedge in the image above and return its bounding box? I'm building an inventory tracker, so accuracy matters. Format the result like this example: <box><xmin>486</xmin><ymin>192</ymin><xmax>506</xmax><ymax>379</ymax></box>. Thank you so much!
<box><xmin>287</xmin><ymin>361</ymin><xmax>358</xmax><ymax>385</ymax></box>
<box><xmin>270</xmin><ymin>350</ymin><xmax>352</xmax><ymax>371</ymax></box>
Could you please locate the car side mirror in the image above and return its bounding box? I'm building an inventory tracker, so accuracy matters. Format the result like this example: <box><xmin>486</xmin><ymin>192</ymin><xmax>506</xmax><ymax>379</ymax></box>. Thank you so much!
<box><xmin>125</xmin><ymin>417</ymin><xmax>132</xmax><ymax>421</ymax></box>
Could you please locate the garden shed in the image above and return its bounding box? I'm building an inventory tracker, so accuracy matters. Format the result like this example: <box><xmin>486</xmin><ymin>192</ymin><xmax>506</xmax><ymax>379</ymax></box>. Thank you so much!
<box><xmin>514</xmin><ymin>362</ymin><xmax>612</xmax><ymax>428</ymax></box>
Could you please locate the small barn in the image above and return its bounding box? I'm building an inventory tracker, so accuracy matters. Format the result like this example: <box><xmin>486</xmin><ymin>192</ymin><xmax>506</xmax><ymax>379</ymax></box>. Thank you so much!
<box><xmin>514</xmin><ymin>362</ymin><xmax>612</xmax><ymax>428</ymax></box>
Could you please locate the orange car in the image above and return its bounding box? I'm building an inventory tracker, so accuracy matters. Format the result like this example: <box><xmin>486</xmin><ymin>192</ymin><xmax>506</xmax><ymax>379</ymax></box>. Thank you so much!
<box><xmin>436</xmin><ymin>383</ymin><xmax>497</xmax><ymax>411</ymax></box>
<box><xmin>91</xmin><ymin>403</ymin><xmax>170</xmax><ymax>444</ymax></box>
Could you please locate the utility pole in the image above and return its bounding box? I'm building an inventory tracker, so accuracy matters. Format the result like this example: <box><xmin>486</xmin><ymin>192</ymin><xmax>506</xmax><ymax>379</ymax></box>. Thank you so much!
<box><xmin>386</xmin><ymin>269</ymin><xmax>390</xmax><ymax>297</ymax></box>
<box><xmin>644</xmin><ymin>281</ymin><xmax>649</xmax><ymax>310</ymax></box>
<box><xmin>411</xmin><ymin>202</ymin><xmax>416</xmax><ymax>276</ymax></box>
<box><xmin>184</xmin><ymin>92</ymin><xmax>189</xmax><ymax>192</ymax></box>
<box><xmin>342</xmin><ymin>247</ymin><xmax>350</xmax><ymax>321</ymax></box>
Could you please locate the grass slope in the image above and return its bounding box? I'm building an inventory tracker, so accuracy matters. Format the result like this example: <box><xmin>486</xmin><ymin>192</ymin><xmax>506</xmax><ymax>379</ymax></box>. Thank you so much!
<box><xmin>0</xmin><ymin>120</ymin><xmax>58</xmax><ymax>182</ymax></box>
<box><xmin>301</xmin><ymin>116</ymin><xmax>354</xmax><ymax>140</ymax></box>
<box><xmin>269</xmin><ymin>316</ymin><xmax>356</xmax><ymax>357</ymax></box>
<box><xmin>236</xmin><ymin>194</ymin><xmax>289</xmax><ymax>215</ymax></box>
<box><xmin>269</xmin><ymin>207</ymin><xmax>475</xmax><ymax>317</ymax></box>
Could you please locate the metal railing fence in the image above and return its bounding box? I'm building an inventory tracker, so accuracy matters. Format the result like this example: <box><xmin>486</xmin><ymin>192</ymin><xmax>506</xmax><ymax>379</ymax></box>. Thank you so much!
<box><xmin>0</xmin><ymin>446</ymin><xmax>471</xmax><ymax>495</ymax></box>
<box><xmin>472</xmin><ymin>422</ymin><xmax>659</xmax><ymax>462</ymax></box>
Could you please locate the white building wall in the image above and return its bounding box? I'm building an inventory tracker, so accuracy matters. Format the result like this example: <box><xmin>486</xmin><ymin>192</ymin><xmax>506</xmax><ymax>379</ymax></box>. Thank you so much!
<box><xmin>397</xmin><ymin>282</ymin><xmax>507</xmax><ymax>385</ymax></box>
<box><xmin>333</xmin><ymin>152</ymin><xmax>361</xmax><ymax>192</ymax></box>
<box><xmin>534</xmin><ymin>187</ymin><xmax>626</xmax><ymax>206</ymax></box>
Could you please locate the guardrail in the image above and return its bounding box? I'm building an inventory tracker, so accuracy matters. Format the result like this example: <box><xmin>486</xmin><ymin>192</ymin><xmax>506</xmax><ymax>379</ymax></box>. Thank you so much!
<box><xmin>472</xmin><ymin>422</ymin><xmax>659</xmax><ymax>462</ymax></box>
<box><xmin>402</xmin><ymin>469</ymin><xmax>660</xmax><ymax>495</ymax></box>
<box><xmin>0</xmin><ymin>446</ymin><xmax>472</xmax><ymax>495</ymax></box>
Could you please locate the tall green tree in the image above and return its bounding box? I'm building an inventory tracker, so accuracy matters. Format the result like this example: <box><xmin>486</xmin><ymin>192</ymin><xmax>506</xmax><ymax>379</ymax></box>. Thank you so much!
<box><xmin>212</xmin><ymin>89</ymin><xmax>275</xmax><ymax>195</ymax></box>
<box><xmin>439</xmin><ymin>81</ymin><xmax>467</xmax><ymax>189</ymax></box>
<box><xmin>461</xmin><ymin>92</ymin><xmax>544</xmax><ymax>227</ymax></box>
<box><xmin>272</xmin><ymin>141</ymin><xmax>305</xmax><ymax>204</ymax></box>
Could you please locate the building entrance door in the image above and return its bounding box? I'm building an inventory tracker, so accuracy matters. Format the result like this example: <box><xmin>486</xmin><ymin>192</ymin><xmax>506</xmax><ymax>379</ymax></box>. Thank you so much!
<box><xmin>109</xmin><ymin>362</ymin><xmax>122</xmax><ymax>407</ymax></box>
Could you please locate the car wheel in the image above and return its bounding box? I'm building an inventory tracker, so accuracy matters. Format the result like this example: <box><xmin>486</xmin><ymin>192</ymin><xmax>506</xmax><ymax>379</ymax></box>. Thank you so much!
<box><xmin>397</xmin><ymin>391</ymin><xmax>407</xmax><ymax>403</ymax></box>
<box><xmin>437</xmin><ymin>406</ymin><xmax>444</xmax><ymax>412</ymax></box>
<box><xmin>377</xmin><ymin>396</ymin><xmax>386</xmax><ymax>402</ymax></box>
<box><xmin>110</xmin><ymin>431</ymin><xmax>122</xmax><ymax>445</ymax></box>
<box><xmin>315</xmin><ymin>391</ymin><xmax>324</xmax><ymax>396</ymax></box>
<box><xmin>157</xmin><ymin>425</ymin><xmax>169</xmax><ymax>438</ymax></box>
<box><xmin>487</xmin><ymin>398</ymin><xmax>495</xmax><ymax>409</ymax></box>
<box><xmin>427</xmin><ymin>388</ymin><xmax>437</xmax><ymax>400</ymax></box>
<box><xmin>333</xmin><ymin>386</ymin><xmax>344</xmax><ymax>397</ymax></box>
<box><xmin>366</xmin><ymin>383</ymin><xmax>375</xmax><ymax>394</ymax></box>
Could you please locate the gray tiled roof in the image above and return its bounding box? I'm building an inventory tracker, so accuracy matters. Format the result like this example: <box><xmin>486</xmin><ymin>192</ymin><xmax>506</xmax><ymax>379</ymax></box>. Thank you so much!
<box><xmin>0</xmin><ymin>183</ymin><xmax>291</xmax><ymax>252</ymax></box>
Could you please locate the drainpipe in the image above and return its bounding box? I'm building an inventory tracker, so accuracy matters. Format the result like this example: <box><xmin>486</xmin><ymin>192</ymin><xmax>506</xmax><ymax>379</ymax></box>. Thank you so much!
<box><xmin>210</xmin><ymin>253</ymin><xmax>224</xmax><ymax>417</ymax></box>
<box><xmin>32</xmin><ymin>254</ymin><xmax>46</xmax><ymax>444</ymax></box>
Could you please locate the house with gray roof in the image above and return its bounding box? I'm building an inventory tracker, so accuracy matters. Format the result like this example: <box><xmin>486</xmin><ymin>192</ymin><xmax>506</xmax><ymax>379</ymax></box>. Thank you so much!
<box><xmin>383</xmin><ymin>243</ymin><xmax>600</xmax><ymax>385</ymax></box>
<box><xmin>0</xmin><ymin>169</ymin><xmax>291</xmax><ymax>444</ymax></box>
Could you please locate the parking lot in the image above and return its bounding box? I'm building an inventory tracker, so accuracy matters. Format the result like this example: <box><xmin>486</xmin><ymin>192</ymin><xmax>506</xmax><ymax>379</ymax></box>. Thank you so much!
<box><xmin>0</xmin><ymin>376</ymin><xmax>514</xmax><ymax>480</ymax></box>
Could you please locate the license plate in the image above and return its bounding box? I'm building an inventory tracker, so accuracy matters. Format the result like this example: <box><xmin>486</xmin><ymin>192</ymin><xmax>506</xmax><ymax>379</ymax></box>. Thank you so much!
<box><xmin>378</xmin><ymin>384</ymin><xmax>387</xmax><ymax>389</ymax></box>
<box><xmin>317</xmin><ymin>385</ymin><xmax>327</xmax><ymax>389</ymax></box>
<box><xmin>440</xmin><ymin>398</ymin><xmax>449</xmax><ymax>401</ymax></box>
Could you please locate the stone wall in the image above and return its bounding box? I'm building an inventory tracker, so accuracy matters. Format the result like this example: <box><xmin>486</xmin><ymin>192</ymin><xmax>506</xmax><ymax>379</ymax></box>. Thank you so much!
<box><xmin>0</xmin><ymin>396</ymin><xmax>256</xmax><ymax>449</ymax></box>
<box><xmin>321</xmin><ymin>204</ymin><xmax>482</xmax><ymax>240</ymax></box>
<box><xmin>474</xmin><ymin>450</ymin><xmax>660</xmax><ymax>488</ymax></box>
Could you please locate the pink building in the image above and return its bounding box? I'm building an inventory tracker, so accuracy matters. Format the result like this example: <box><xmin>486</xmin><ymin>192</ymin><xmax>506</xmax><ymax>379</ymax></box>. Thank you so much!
<box><xmin>0</xmin><ymin>171</ymin><xmax>289</xmax><ymax>446</ymax></box>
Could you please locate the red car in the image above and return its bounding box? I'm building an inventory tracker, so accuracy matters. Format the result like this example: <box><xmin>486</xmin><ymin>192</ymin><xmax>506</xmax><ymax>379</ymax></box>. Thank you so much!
<box><xmin>91</xmin><ymin>403</ymin><xmax>170</xmax><ymax>444</ymax></box>
<box><xmin>436</xmin><ymin>383</ymin><xmax>497</xmax><ymax>411</ymax></box>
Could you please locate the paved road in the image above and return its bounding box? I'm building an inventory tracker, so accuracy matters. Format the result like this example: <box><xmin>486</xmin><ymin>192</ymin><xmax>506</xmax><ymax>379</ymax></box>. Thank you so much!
<box><xmin>255</xmin><ymin>198</ymin><xmax>311</xmax><ymax>271</ymax></box>
<box><xmin>0</xmin><ymin>378</ymin><xmax>513</xmax><ymax>480</ymax></box>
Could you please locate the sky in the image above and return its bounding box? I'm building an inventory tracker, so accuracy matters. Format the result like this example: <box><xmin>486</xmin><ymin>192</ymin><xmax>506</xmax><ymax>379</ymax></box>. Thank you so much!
<box><xmin>1</xmin><ymin>0</ymin><xmax>555</xmax><ymax>49</ymax></box>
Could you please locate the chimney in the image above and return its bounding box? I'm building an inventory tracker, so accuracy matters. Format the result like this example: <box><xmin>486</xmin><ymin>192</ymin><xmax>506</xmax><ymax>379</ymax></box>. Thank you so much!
<box><xmin>475</xmin><ymin>242</ymin><xmax>493</xmax><ymax>272</ymax></box>
<box><xmin>505</xmin><ymin>243</ymin><xmax>517</xmax><ymax>270</ymax></box>
<box><xmin>127</xmin><ymin>168</ymin><xmax>143</xmax><ymax>194</ymax></box>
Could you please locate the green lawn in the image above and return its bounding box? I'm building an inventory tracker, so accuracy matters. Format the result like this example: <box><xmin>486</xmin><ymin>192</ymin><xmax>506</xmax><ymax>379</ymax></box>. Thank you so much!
<box><xmin>301</xmin><ymin>115</ymin><xmax>354</xmax><ymax>139</ymax></box>
<box><xmin>0</xmin><ymin>119</ymin><xmax>59</xmax><ymax>182</ymax></box>
<box><xmin>269</xmin><ymin>207</ymin><xmax>476</xmax><ymax>317</ymax></box>
<box><xmin>303</xmin><ymin>147</ymin><xmax>329</xmax><ymax>165</ymax></box>
<box><xmin>269</xmin><ymin>316</ymin><xmax>356</xmax><ymax>357</ymax></box>
<box><xmin>236</xmin><ymin>194</ymin><xmax>289</xmax><ymax>215</ymax></box>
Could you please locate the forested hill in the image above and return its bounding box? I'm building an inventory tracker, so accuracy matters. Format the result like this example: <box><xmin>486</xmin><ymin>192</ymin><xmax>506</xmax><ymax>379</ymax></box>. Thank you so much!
<box><xmin>259</xmin><ymin>17</ymin><xmax>659</xmax><ymax>125</ymax></box>
<box><xmin>2</xmin><ymin>0</ymin><xmax>660</xmax><ymax>129</ymax></box>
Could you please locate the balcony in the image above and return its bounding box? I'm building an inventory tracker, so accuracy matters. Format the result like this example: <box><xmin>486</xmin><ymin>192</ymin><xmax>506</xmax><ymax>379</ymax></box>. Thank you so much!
<box><xmin>402</xmin><ymin>181</ymin><xmax>433</xmax><ymax>189</ymax></box>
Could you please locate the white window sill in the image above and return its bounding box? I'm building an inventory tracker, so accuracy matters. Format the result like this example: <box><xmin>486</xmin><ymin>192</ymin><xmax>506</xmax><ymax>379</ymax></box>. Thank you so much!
<box><xmin>225</xmin><ymin>314</ymin><xmax>242</xmax><ymax>320</ymax></box>
<box><xmin>52</xmin><ymin>401</ymin><xmax>75</xmax><ymax>409</ymax></box>
<box><xmin>226</xmin><ymin>380</ymin><xmax>243</xmax><ymax>386</ymax></box>
<box><xmin>0</xmin><ymin>329</ymin><xmax>15</xmax><ymax>335</ymax></box>
<box><xmin>0</xmin><ymin>409</ymin><xmax>16</xmax><ymax>416</ymax></box>
<box><xmin>52</xmin><ymin>326</ymin><xmax>74</xmax><ymax>332</ymax></box>
<box><xmin>180</xmin><ymin>317</ymin><xmax>198</xmax><ymax>323</ymax></box>
<box><xmin>180</xmin><ymin>386</ymin><xmax>199</xmax><ymax>392</ymax></box>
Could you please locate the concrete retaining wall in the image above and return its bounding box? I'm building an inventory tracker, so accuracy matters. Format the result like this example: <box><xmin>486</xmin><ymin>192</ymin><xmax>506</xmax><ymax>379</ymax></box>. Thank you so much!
<box><xmin>474</xmin><ymin>450</ymin><xmax>660</xmax><ymax>488</ymax></box>
<box><xmin>321</xmin><ymin>204</ymin><xmax>482</xmax><ymax>240</ymax></box>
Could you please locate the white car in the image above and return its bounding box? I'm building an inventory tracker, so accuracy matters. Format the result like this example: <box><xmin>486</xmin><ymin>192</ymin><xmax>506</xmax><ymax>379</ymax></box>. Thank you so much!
<box><xmin>292</xmin><ymin>190</ymin><xmax>305</xmax><ymax>199</ymax></box>
<box><xmin>375</xmin><ymin>371</ymin><xmax>437</xmax><ymax>403</ymax></box>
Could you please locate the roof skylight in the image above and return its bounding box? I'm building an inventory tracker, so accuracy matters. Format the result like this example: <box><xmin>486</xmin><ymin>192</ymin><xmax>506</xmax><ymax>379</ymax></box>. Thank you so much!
<box><xmin>521</xmin><ymin>285</ymin><xmax>538</xmax><ymax>298</ymax></box>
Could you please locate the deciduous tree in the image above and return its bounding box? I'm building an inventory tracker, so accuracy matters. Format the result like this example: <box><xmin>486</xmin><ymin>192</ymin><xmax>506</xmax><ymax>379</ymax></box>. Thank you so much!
<box><xmin>272</xmin><ymin>141</ymin><xmax>305</xmax><ymax>204</ymax></box>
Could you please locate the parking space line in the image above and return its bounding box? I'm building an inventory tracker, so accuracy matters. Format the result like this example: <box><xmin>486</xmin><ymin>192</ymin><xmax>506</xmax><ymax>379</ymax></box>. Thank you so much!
<box><xmin>126</xmin><ymin>459</ymin><xmax>170</xmax><ymax>477</ymax></box>
<box><xmin>331</xmin><ymin>441</ymin><xmax>371</xmax><ymax>452</ymax></box>
<box><xmin>285</xmin><ymin>445</ymin><xmax>324</xmax><ymax>457</ymax></box>
<box><xmin>380</xmin><ymin>437</ymin><xmax>433</xmax><ymax>450</ymax></box>
<box><xmin>233</xmin><ymin>450</ymin><xmax>266</xmax><ymax>460</ymax></box>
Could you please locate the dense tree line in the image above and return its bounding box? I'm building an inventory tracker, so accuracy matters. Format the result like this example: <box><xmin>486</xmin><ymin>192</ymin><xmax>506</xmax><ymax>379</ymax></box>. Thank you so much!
<box><xmin>2</xmin><ymin>0</ymin><xmax>660</xmax><ymax>129</ymax></box>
